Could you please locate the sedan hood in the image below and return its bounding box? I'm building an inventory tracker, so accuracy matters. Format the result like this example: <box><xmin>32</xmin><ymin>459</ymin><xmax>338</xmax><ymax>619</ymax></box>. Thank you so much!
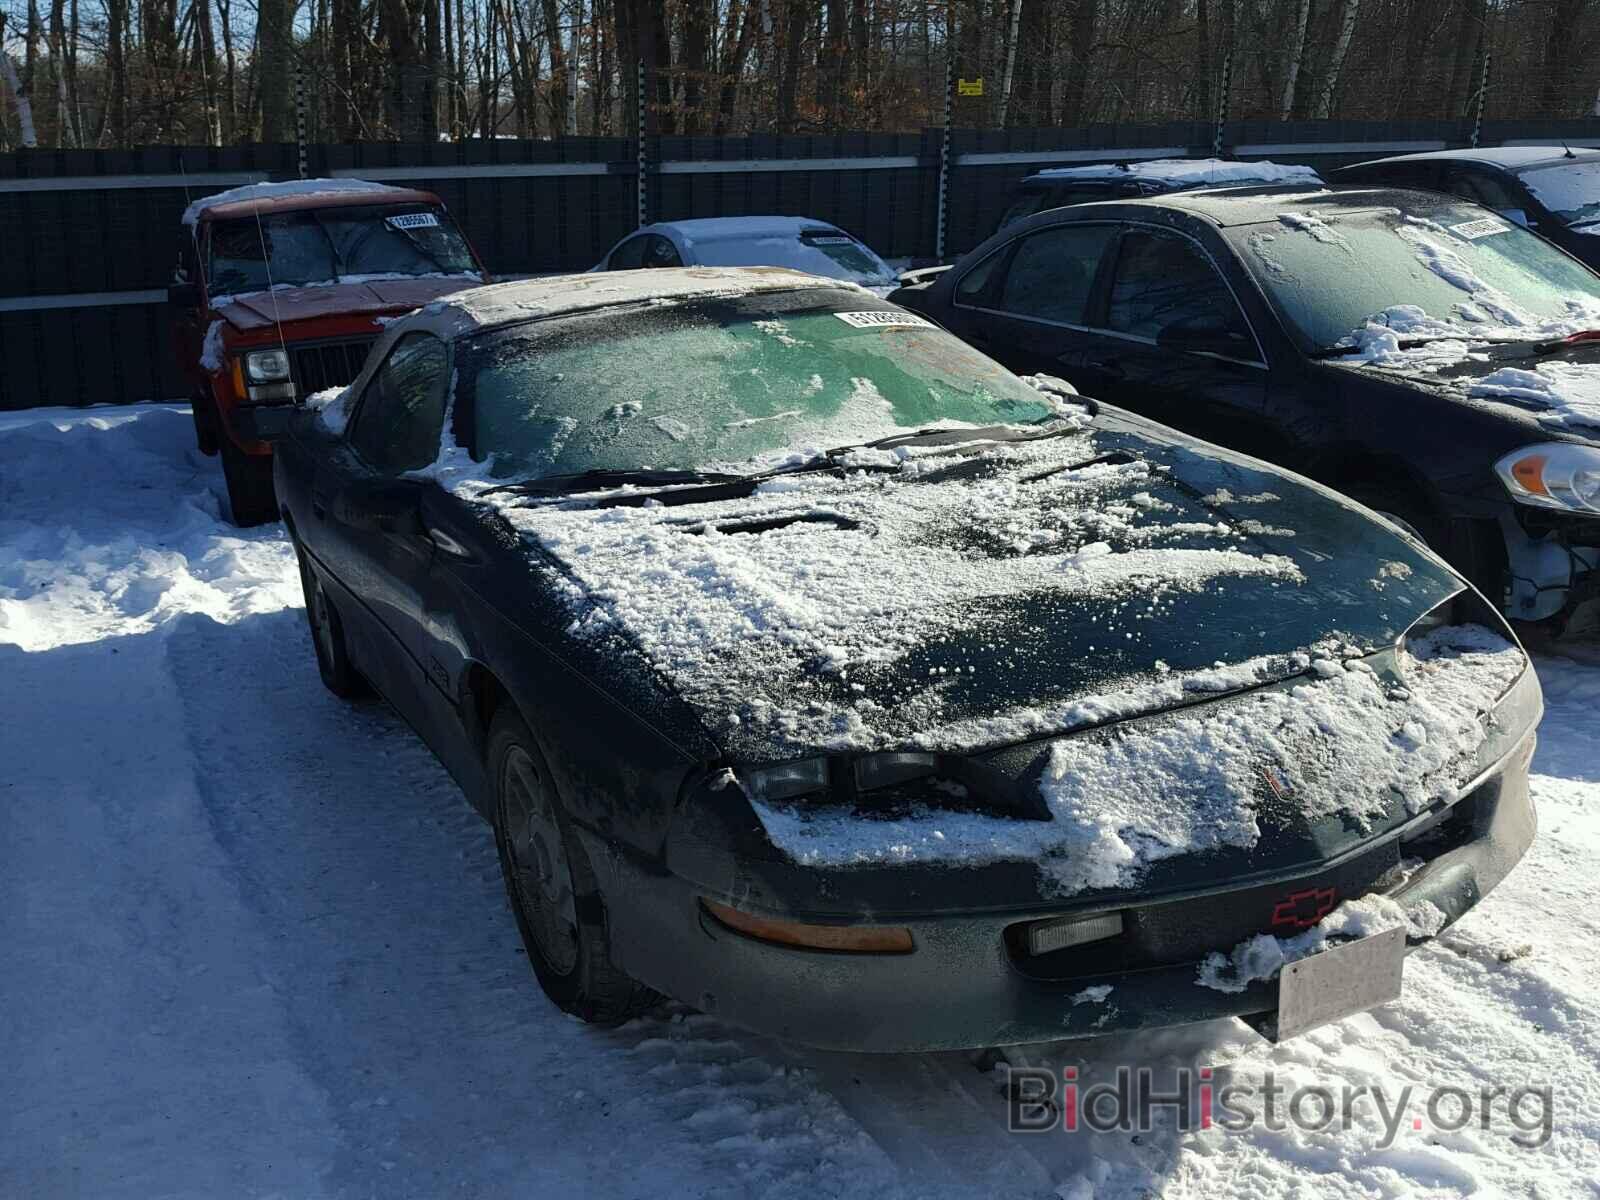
<box><xmin>1326</xmin><ymin>339</ymin><xmax>1600</xmax><ymax>437</ymax></box>
<box><xmin>215</xmin><ymin>275</ymin><xmax>480</xmax><ymax>333</ymax></box>
<box><xmin>500</xmin><ymin>411</ymin><xmax>1465</xmax><ymax>764</ymax></box>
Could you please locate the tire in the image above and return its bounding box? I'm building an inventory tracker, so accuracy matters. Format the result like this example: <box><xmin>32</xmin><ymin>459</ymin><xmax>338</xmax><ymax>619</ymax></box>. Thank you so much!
<box><xmin>293</xmin><ymin>541</ymin><xmax>369</xmax><ymax>699</ymax></box>
<box><xmin>191</xmin><ymin>394</ymin><xmax>220</xmax><ymax>456</ymax></box>
<box><xmin>489</xmin><ymin>708</ymin><xmax>658</xmax><ymax>1026</ymax></box>
<box><xmin>220</xmin><ymin>437</ymin><xmax>279</xmax><ymax>527</ymax></box>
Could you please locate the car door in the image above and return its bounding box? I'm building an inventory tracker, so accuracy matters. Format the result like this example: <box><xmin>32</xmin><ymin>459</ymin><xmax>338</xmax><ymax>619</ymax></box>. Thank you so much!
<box><xmin>1057</xmin><ymin>225</ymin><xmax>1270</xmax><ymax>450</ymax></box>
<box><xmin>317</xmin><ymin>332</ymin><xmax>451</xmax><ymax>719</ymax></box>
<box><xmin>953</xmin><ymin>221</ymin><xmax>1120</xmax><ymax>371</ymax></box>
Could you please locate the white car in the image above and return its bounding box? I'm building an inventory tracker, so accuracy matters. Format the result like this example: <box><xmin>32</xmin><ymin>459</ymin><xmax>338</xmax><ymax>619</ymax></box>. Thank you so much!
<box><xmin>594</xmin><ymin>217</ymin><xmax>900</xmax><ymax>294</ymax></box>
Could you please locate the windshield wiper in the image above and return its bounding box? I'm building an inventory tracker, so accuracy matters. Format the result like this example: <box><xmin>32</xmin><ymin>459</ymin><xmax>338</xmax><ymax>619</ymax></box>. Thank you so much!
<box><xmin>1313</xmin><ymin>334</ymin><xmax>1526</xmax><ymax>358</ymax></box>
<box><xmin>482</xmin><ymin>468</ymin><xmax>745</xmax><ymax>497</ymax></box>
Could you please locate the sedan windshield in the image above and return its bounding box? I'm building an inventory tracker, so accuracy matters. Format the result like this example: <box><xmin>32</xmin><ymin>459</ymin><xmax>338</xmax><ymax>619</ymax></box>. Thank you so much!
<box><xmin>207</xmin><ymin>204</ymin><xmax>479</xmax><ymax>295</ymax></box>
<box><xmin>1231</xmin><ymin>200</ymin><xmax>1600</xmax><ymax>350</ymax></box>
<box><xmin>1518</xmin><ymin>159</ymin><xmax>1600</xmax><ymax>227</ymax></box>
<box><xmin>456</xmin><ymin>290</ymin><xmax>1055</xmax><ymax>480</ymax></box>
<box><xmin>690</xmin><ymin>232</ymin><xmax>899</xmax><ymax>288</ymax></box>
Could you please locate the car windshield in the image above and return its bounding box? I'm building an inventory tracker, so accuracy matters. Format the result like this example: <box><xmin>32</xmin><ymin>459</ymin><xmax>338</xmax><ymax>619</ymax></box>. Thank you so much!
<box><xmin>1231</xmin><ymin>200</ymin><xmax>1600</xmax><ymax>350</ymax></box>
<box><xmin>456</xmin><ymin>290</ymin><xmax>1055</xmax><ymax>480</ymax></box>
<box><xmin>689</xmin><ymin>232</ymin><xmax>899</xmax><ymax>287</ymax></box>
<box><xmin>1517</xmin><ymin>159</ymin><xmax>1600</xmax><ymax>227</ymax></box>
<box><xmin>206</xmin><ymin>203</ymin><xmax>478</xmax><ymax>295</ymax></box>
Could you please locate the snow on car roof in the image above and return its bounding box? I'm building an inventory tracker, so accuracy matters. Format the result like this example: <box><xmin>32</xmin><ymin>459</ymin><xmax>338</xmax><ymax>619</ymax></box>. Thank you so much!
<box><xmin>181</xmin><ymin>178</ymin><xmax>415</xmax><ymax>226</ymax></box>
<box><xmin>416</xmin><ymin>266</ymin><xmax>857</xmax><ymax>337</ymax></box>
<box><xmin>1030</xmin><ymin>158</ymin><xmax>1322</xmax><ymax>187</ymax></box>
<box><xmin>1346</xmin><ymin>145</ymin><xmax>1600</xmax><ymax>171</ymax></box>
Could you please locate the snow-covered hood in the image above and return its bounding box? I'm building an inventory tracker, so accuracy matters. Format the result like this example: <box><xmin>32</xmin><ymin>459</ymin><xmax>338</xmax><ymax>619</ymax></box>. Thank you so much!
<box><xmin>213</xmin><ymin>275</ymin><xmax>481</xmax><ymax>334</ymax></box>
<box><xmin>499</xmin><ymin>415</ymin><xmax>1467</xmax><ymax>765</ymax></box>
<box><xmin>1326</xmin><ymin>334</ymin><xmax>1600</xmax><ymax>437</ymax></box>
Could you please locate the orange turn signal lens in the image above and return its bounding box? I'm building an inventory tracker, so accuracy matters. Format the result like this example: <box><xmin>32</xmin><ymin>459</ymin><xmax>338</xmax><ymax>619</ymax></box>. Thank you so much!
<box><xmin>1511</xmin><ymin>454</ymin><xmax>1549</xmax><ymax>496</ymax></box>
<box><xmin>702</xmin><ymin>900</ymin><xmax>914</xmax><ymax>954</ymax></box>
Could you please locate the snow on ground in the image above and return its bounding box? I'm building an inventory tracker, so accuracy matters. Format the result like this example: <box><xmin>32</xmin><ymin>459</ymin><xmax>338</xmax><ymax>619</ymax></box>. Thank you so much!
<box><xmin>3</xmin><ymin>403</ymin><xmax>1599</xmax><ymax>1198</ymax></box>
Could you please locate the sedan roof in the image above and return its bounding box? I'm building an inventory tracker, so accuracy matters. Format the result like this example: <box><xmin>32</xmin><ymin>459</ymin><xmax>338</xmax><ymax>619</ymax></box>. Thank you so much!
<box><xmin>1342</xmin><ymin>145</ymin><xmax>1600</xmax><ymax>173</ymax></box>
<box><xmin>1062</xmin><ymin>183</ymin><xmax>1416</xmax><ymax>228</ymax></box>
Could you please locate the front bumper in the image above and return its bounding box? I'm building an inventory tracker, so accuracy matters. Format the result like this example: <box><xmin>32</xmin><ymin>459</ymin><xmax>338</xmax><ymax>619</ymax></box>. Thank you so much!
<box><xmin>229</xmin><ymin>403</ymin><xmax>297</xmax><ymax>445</ymax></box>
<box><xmin>583</xmin><ymin>732</ymin><xmax>1537</xmax><ymax>1053</ymax></box>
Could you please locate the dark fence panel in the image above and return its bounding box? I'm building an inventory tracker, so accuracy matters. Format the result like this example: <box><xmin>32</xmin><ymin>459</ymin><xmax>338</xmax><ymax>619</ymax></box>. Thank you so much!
<box><xmin>7</xmin><ymin>117</ymin><xmax>1600</xmax><ymax>408</ymax></box>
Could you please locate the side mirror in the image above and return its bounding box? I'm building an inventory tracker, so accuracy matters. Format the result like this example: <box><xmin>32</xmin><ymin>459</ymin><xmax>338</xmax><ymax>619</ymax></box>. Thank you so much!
<box><xmin>168</xmin><ymin>281</ymin><xmax>201</xmax><ymax>308</ymax></box>
<box><xmin>1157</xmin><ymin>318</ymin><xmax>1252</xmax><ymax>359</ymax></box>
<box><xmin>334</xmin><ymin>480</ymin><xmax>425</xmax><ymax>534</ymax></box>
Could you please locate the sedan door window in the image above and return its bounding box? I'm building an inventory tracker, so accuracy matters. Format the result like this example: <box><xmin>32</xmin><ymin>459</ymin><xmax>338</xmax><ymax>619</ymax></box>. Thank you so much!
<box><xmin>349</xmin><ymin>333</ymin><xmax>451</xmax><ymax>473</ymax></box>
<box><xmin>994</xmin><ymin>224</ymin><xmax>1117</xmax><ymax>324</ymax></box>
<box><xmin>607</xmin><ymin>236</ymin><xmax>649</xmax><ymax>270</ymax></box>
<box><xmin>1105</xmin><ymin>230</ymin><xmax>1255</xmax><ymax>354</ymax></box>
<box><xmin>643</xmin><ymin>235</ymin><xmax>684</xmax><ymax>268</ymax></box>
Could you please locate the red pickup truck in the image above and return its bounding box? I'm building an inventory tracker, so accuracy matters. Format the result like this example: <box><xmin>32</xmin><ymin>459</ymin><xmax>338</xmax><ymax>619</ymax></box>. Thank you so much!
<box><xmin>171</xmin><ymin>180</ymin><xmax>489</xmax><ymax>524</ymax></box>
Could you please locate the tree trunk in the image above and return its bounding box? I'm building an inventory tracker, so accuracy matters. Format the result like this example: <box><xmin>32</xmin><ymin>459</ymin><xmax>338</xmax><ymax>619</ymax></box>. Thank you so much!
<box><xmin>256</xmin><ymin>0</ymin><xmax>294</xmax><ymax>141</ymax></box>
<box><xmin>996</xmin><ymin>0</ymin><xmax>1023</xmax><ymax>128</ymax></box>
<box><xmin>1538</xmin><ymin>0</ymin><xmax>1588</xmax><ymax>117</ymax></box>
<box><xmin>103</xmin><ymin>0</ymin><xmax>130</xmax><ymax>143</ymax></box>
<box><xmin>1279</xmin><ymin>0</ymin><xmax>1311</xmax><ymax>120</ymax></box>
<box><xmin>776</xmin><ymin>0</ymin><xmax>804</xmax><ymax>131</ymax></box>
<box><xmin>0</xmin><ymin>23</ymin><xmax>39</xmax><ymax>147</ymax></box>
<box><xmin>541</xmin><ymin>0</ymin><xmax>568</xmax><ymax>133</ymax></box>
<box><xmin>679</xmin><ymin>0</ymin><xmax>711</xmax><ymax>133</ymax></box>
<box><xmin>1312</xmin><ymin>0</ymin><xmax>1361</xmax><ymax>119</ymax></box>
<box><xmin>715</xmin><ymin>0</ymin><xmax>756</xmax><ymax>134</ymax></box>
<box><xmin>1059</xmin><ymin>0</ymin><xmax>1097</xmax><ymax>125</ymax></box>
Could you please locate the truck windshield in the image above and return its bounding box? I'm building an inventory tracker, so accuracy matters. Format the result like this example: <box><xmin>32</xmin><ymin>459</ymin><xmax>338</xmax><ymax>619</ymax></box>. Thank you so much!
<box><xmin>456</xmin><ymin>289</ymin><xmax>1055</xmax><ymax>480</ymax></box>
<box><xmin>206</xmin><ymin>204</ymin><xmax>479</xmax><ymax>295</ymax></box>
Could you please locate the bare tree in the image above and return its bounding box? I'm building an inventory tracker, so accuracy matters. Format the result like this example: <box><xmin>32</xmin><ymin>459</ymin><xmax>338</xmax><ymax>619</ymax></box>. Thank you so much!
<box><xmin>256</xmin><ymin>0</ymin><xmax>294</xmax><ymax>140</ymax></box>
<box><xmin>1312</xmin><ymin>0</ymin><xmax>1360</xmax><ymax>119</ymax></box>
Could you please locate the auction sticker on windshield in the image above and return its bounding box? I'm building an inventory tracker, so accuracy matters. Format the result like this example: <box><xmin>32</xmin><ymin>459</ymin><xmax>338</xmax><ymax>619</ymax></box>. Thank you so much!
<box><xmin>834</xmin><ymin>311</ymin><xmax>934</xmax><ymax>329</ymax></box>
<box><xmin>1450</xmin><ymin>217</ymin><xmax>1512</xmax><ymax>240</ymax></box>
<box><xmin>387</xmin><ymin>212</ymin><xmax>441</xmax><ymax>230</ymax></box>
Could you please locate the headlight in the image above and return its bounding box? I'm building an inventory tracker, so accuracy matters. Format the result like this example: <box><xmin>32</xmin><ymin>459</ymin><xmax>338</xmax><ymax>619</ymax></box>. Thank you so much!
<box><xmin>243</xmin><ymin>348</ymin><xmax>292</xmax><ymax>384</ymax></box>
<box><xmin>1494</xmin><ymin>442</ymin><xmax>1600</xmax><ymax>514</ymax></box>
<box><xmin>743</xmin><ymin>757</ymin><xmax>830</xmax><ymax>803</ymax></box>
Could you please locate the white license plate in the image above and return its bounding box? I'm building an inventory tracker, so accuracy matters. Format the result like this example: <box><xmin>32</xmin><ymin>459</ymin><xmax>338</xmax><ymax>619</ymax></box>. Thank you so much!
<box><xmin>1275</xmin><ymin>926</ymin><xmax>1406</xmax><ymax>1041</ymax></box>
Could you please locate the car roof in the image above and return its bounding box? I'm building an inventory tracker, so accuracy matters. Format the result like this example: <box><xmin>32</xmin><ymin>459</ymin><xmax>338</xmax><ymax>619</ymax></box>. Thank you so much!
<box><xmin>1059</xmin><ymin>183</ymin><xmax>1430</xmax><ymax>228</ymax></box>
<box><xmin>648</xmin><ymin>216</ymin><xmax>846</xmax><ymax>242</ymax></box>
<box><xmin>185</xmin><ymin>179</ymin><xmax>442</xmax><ymax>225</ymax></box>
<box><xmin>1342</xmin><ymin>145</ymin><xmax>1600</xmax><ymax>173</ymax></box>
<box><xmin>399</xmin><ymin>266</ymin><xmax>858</xmax><ymax>340</ymax></box>
<box><xmin>1021</xmin><ymin>158</ymin><xmax>1322</xmax><ymax>190</ymax></box>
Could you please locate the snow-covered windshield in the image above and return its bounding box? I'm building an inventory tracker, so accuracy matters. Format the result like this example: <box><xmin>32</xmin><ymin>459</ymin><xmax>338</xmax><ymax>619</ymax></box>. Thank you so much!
<box><xmin>457</xmin><ymin>292</ymin><xmax>1054</xmax><ymax>480</ymax></box>
<box><xmin>1518</xmin><ymin>159</ymin><xmax>1600</xmax><ymax>228</ymax></box>
<box><xmin>1233</xmin><ymin>201</ymin><xmax>1600</xmax><ymax>350</ymax></box>
<box><xmin>205</xmin><ymin>204</ymin><xmax>478</xmax><ymax>295</ymax></box>
<box><xmin>689</xmin><ymin>232</ymin><xmax>899</xmax><ymax>287</ymax></box>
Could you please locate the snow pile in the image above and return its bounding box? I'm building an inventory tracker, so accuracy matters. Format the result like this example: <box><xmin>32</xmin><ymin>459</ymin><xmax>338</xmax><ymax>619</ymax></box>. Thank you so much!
<box><xmin>182</xmin><ymin>177</ymin><xmax>404</xmax><ymax>225</ymax></box>
<box><xmin>1467</xmin><ymin>361</ymin><xmax>1600</xmax><ymax>432</ymax></box>
<box><xmin>1037</xmin><ymin>159</ymin><xmax>1322</xmax><ymax>188</ymax></box>
<box><xmin>0</xmin><ymin>406</ymin><xmax>300</xmax><ymax>651</ymax></box>
<box><xmin>1196</xmin><ymin>894</ymin><xmax>1448</xmax><ymax>994</ymax></box>
<box><xmin>744</xmin><ymin>624</ymin><xmax>1520</xmax><ymax>894</ymax></box>
<box><xmin>498</xmin><ymin>433</ymin><xmax>1305</xmax><ymax>759</ymax></box>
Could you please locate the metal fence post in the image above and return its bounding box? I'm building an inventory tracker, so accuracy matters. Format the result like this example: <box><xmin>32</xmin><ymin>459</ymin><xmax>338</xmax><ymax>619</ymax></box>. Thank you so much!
<box><xmin>1212</xmin><ymin>47</ymin><xmax>1233</xmax><ymax>159</ymax></box>
<box><xmin>935</xmin><ymin>53</ymin><xmax>953</xmax><ymax>261</ymax></box>
<box><xmin>294</xmin><ymin>63</ymin><xmax>308</xmax><ymax>179</ymax></box>
<box><xmin>1470</xmin><ymin>50</ymin><xmax>1491</xmax><ymax>148</ymax></box>
<box><xmin>636</xmin><ymin>58</ymin><xmax>648</xmax><ymax>227</ymax></box>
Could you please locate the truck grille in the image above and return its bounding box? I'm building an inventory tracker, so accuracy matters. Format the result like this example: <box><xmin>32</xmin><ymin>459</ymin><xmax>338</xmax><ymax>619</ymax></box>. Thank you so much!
<box><xmin>291</xmin><ymin>338</ymin><xmax>377</xmax><ymax>396</ymax></box>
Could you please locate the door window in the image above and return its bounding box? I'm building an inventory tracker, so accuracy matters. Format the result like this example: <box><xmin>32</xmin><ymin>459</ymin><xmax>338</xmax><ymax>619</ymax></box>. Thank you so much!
<box><xmin>607</xmin><ymin>236</ymin><xmax>649</xmax><ymax>270</ymax></box>
<box><xmin>1105</xmin><ymin>230</ymin><xmax>1254</xmax><ymax>351</ymax></box>
<box><xmin>993</xmin><ymin>224</ymin><xmax>1117</xmax><ymax>324</ymax></box>
<box><xmin>643</xmin><ymin>235</ymin><xmax>684</xmax><ymax>268</ymax></box>
<box><xmin>349</xmin><ymin>333</ymin><xmax>451</xmax><ymax>473</ymax></box>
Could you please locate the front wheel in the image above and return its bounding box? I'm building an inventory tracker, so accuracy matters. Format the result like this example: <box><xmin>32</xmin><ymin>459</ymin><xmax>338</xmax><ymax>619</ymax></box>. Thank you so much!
<box><xmin>219</xmin><ymin>438</ymin><xmax>278</xmax><ymax>527</ymax></box>
<box><xmin>294</xmin><ymin>542</ymin><xmax>368</xmax><ymax>699</ymax></box>
<box><xmin>489</xmin><ymin>708</ymin><xmax>658</xmax><ymax>1025</ymax></box>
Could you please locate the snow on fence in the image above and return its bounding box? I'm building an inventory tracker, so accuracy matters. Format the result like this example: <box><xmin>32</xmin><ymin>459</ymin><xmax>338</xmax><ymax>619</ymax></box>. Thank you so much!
<box><xmin>5</xmin><ymin>117</ymin><xmax>1600</xmax><ymax>409</ymax></box>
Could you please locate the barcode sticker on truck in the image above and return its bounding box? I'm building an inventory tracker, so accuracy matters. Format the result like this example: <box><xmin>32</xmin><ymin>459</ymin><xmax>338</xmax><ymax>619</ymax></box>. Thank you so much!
<box><xmin>1450</xmin><ymin>217</ymin><xmax>1511</xmax><ymax>240</ymax></box>
<box><xmin>833</xmin><ymin>311</ymin><xmax>934</xmax><ymax>329</ymax></box>
<box><xmin>386</xmin><ymin>212</ymin><xmax>440</xmax><ymax>230</ymax></box>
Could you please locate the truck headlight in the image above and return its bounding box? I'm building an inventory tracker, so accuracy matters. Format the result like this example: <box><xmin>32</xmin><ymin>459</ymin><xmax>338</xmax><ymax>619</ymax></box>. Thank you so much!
<box><xmin>243</xmin><ymin>348</ymin><xmax>292</xmax><ymax>384</ymax></box>
<box><xmin>1494</xmin><ymin>443</ymin><xmax>1600</xmax><ymax>514</ymax></box>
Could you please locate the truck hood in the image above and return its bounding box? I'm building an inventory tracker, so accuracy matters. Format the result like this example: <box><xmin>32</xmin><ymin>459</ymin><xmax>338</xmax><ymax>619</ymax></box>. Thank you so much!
<box><xmin>501</xmin><ymin>412</ymin><xmax>1468</xmax><ymax>764</ymax></box>
<box><xmin>214</xmin><ymin>274</ymin><xmax>481</xmax><ymax>333</ymax></box>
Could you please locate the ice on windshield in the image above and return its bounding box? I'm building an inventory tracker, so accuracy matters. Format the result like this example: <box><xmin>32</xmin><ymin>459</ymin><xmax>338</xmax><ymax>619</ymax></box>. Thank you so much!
<box><xmin>205</xmin><ymin>204</ymin><xmax>479</xmax><ymax>296</ymax></box>
<box><xmin>1518</xmin><ymin>158</ymin><xmax>1600</xmax><ymax>228</ymax></box>
<box><xmin>461</xmin><ymin>301</ymin><xmax>1053</xmax><ymax>480</ymax></box>
<box><xmin>1242</xmin><ymin>202</ymin><xmax>1600</xmax><ymax>351</ymax></box>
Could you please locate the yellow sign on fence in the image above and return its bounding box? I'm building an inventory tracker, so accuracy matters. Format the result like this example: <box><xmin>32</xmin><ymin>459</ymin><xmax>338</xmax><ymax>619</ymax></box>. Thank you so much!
<box><xmin>957</xmin><ymin>78</ymin><xmax>985</xmax><ymax>97</ymax></box>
